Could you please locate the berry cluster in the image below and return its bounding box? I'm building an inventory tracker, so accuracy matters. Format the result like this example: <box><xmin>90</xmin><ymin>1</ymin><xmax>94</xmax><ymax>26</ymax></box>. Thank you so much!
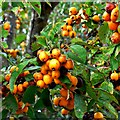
<box><xmin>102</xmin><ymin>2</ymin><xmax>120</xmax><ymax>44</ymax></box>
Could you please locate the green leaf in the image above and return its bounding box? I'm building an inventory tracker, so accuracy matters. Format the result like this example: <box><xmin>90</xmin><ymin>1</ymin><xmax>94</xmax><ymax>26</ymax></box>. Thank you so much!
<box><xmin>90</xmin><ymin>72</ymin><xmax>104</xmax><ymax>86</ymax></box>
<box><xmin>98</xmin><ymin>22</ymin><xmax>109</xmax><ymax>43</ymax></box>
<box><xmin>115</xmin><ymin>45</ymin><xmax>120</xmax><ymax>57</ymax></box>
<box><xmin>68</xmin><ymin>45</ymin><xmax>87</xmax><ymax>63</ymax></box>
<box><xmin>2</xmin><ymin>28</ymin><xmax>9</xmax><ymax>38</ymax></box>
<box><xmin>1</xmin><ymin>41</ymin><xmax>8</xmax><ymax>48</ymax></box>
<box><xmin>24</xmin><ymin>66</ymin><xmax>40</xmax><ymax>71</ymax></box>
<box><xmin>15</xmin><ymin>33</ymin><xmax>26</xmax><ymax>44</ymax></box>
<box><xmin>74</xmin><ymin>93</ymin><xmax>87</xmax><ymax>119</ymax></box>
<box><xmin>27</xmin><ymin>106</ymin><xmax>35</xmax><ymax>120</ymax></box>
<box><xmin>59</xmin><ymin>75</ymin><xmax>71</xmax><ymax>86</ymax></box>
<box><xmin>22</xmin><ymin>86</ymin><xmax>37</xmax><ymax>104</ymax></box>
<box><xmin>34</xmin><ymin>98</ymin><xmax>44</xmax><ymax>110</ymax></box>
<box><xmin>40</xmin><ymin>89</ymin><xmax>54</xmax><ymax>112</ymax></box>
<box><xmin>96</xmin><ymin>88</ymin><xmax>118</xmax><ymax>104</ymax></box>
<box><xmin>2</xmin><ymin>109</ymin><xmax>9</xmax><ymax>120</ymax></box>
<box><xmin>110</xmin><ymin>54</ymin><xmax>119</xmax><ymax>71</ymax></box>
<box><xmin>4</xmin><ymin>93</ymin><xmax>18</xmax><ymax>113</ymax></box>
<box><xmin>12</xmin><ymin>2</ymin><xmax>24</xmax><ymax>8</ymax></box>
<box><xmin>31</xmin><ymin>42</ymin><xmax>41</xmax><ymax>52</ymax></box>
<box><xmin>24</xmin><ymin>74</ymin><xmax>34</xmax><ymax>82</ymax></box>
<box><xmin>87</xmin><ymin>99</ymin><xmax>95</xmax><ymax>111</ymax></box>
<box><xmin>116</xmin><ymin>4</ymin><xmax>120</xmax><ymax>22</ymax></box>
<box><xmin>100</xmin><ymin>81</ymin><xmax>114</xmax><ymax>94</ymax></box>
<box><xmin>35</xmin><ymin>35</ymin><xmax>47</xmax><ymax>47</ymax></box>
<box><xmin>35</xmin><ymin>111</ymin><xmax>48</xmax><ymax>120</ymax></box>
<box><xmin>10</xmin><ymin>60</ymin><xmax>30</xmax><ymax>92</ymax></box>
<box><xmin>2</xmin><ymin>2</ymin><xmax>9</xmax><ymax>10</ymax></box>
<box><xmin>30</xmin><ymin>2</ymin><xmax>41</xmax><ymax>16</ymax></box>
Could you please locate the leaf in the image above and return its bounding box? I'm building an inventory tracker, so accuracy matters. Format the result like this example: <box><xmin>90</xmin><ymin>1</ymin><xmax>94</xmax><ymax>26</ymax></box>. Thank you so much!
<box><xmin>40</xmin><ymin>89</ymin><xmax>54</xmax><ymax>112</ymax></box>
<box><xmin>74</xmin><ymin>93</ymin><xmax>87</xmax><ymax>119</ymax></box>
<box><xmin>27</xmin><ymin>106</ymin><xmax>35</xmax><ymax>120</ymax></box>
<box><xmin>15</xmin><ymin>33</ymin><xmax>26</xmax><ymax>44</ymax></box>
<box><xmin>24</xmin><ymin>66</ymin><xmax>40</xmax><ymax>71</ymax></box>
<box><xmin>116</xmin><ymin>4</ymin><xmax>120</xmax><ymax>22</ymax></box>
<box><xmin>2</xmin><ymin>2</ymin><xmax>9</xmax><ymax>10</ymax></box>
<box><xmin>34</xmin><ymin>98</ymin><xmax>44</xmax><ymax>110</ymax></box>
<box><xmin>110</xmin><ymin>54</ymin><xmax>119</xmax><ymax>71</ymax></box>
<box><xmin>4</xmin><ymin>93</ymin><xmax>18</xmax><ymax>113</ymax></box>
<box><xmin>22</xmin><ymin>86</ymin><xmax>37</xmax><ymax>104</ymax></box>
<box><xmin>35</xmin><ymin>111</ymin><xmax>48</xmax><ymax>120</ymax></box>
<box><xmin>1</xmin><ymin>42</ymin><xmax>8</xmax><ymax>48</ymax></box>
<box><xmin>24</xmin><ymin>74</ymin><xmax>34</xmax><ymax>81</ymax></box>
<box><xmin>10</xmin><ymin>60</ymin><xmax>30</xmax><ymax>92</ymax></box>
<box><xmin>30</xmin><ymin>2</ymin><xmax>41</xmax><ymax>16</ymax></box>
<box><xmin>31</xmin><ymin>42</ymin><xmax>41</xmax><ymax>52</ymax></box>
<box><xmin>2</xmin><ymin>109</ymin><xmax>9</xmax><ymax>120</ymax></box>
<box><xmin>1</xmin><ymin>27</ymin><xmax>9</xmax><ymax>38</ymax></box>
<box><xmin>96</xmin><ymin>88</ymin><xmax>118</xmax><ymax>104</ymax></box>
<box><xmin>98</xmin><ymin>22</ymin><xmax>109</xmax><ymax>43</ymax></box>
<box><xmin>100</xmin><ymin>81</ymin><xmax>114</xmax><ymax>94</ymax></box>
<box><xmin>35</xmin><ymin>35</ymin><xmax>47</xmax><ymax>47</ymax></box>
<box><xmin>68</xmin><ymin>45</ymin><xmax>87</xmax><ymax>63</ymax></box>
<box><xmin>44</xmin><ymin>0</ymin><xmax>51</xmax><ymax>7</ymax></box>
<box><xmin>90</xmin><ymin>72</ymin><xmax>104</xmax><ymax>86</ymax></box>
<box><xmin>115</xmin><ymin>45</ymin><xmax>120</xmax><ymax>57</ymax></box>
<box><xmin>12</xmin><ymin>2</ymin><xmax>24</xmax><ymax>8</ymax></box>
<box><xmin>59</xmin><ymin>75</ymin><xmax>71</xmax><ymax>86</ymax></box>
<box><xmin>87</xmin><ymin>99</ymin><xmax>95</xmax><ymax>111</ymax></box>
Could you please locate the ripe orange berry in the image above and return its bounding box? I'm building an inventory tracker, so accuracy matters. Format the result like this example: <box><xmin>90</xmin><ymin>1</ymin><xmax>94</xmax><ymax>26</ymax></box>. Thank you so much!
<box><xmin>111</xmin><ymin>6</ymin><xmax>119</xmax><ymax>22</ymax></box>
<box><xmin>70</xmin><ymin>15</ymin><xmax>76</xmax><ymax>21</ymax></box>
<box><xmin>51</xmin><ymin>48</ymin><xmax>61</xmax><ymax>59</ymax></box>
<box><xmin>61</xmin><ymin>24</ymin><xmax>67</xmax><ymax>30</ymax></box>
<box><xmin>110</xmin><ymin>71</ymin><xmax>119</xmax><ymax>81</ymax></box>
<box><xmin>16</xmin><ymin>19</ymin><xmax>20</xmax><ymax>24</ymax></box>
<box><xmin>53</xmin><ymin>97</ymin><xmax>60</xmax><ymax>106</ymax></box>
<box><xmin>37</xmin><ymin>80</ymin><xmax>45</xmax><ymax>88</ymax></box>
<box><xmin>69</xmin><ymin>7</ymin><xmax>78</xmax><ymax>15</ymax></box>
<box><xmin>52</xmin><ymin>70</ymin><xmax>60</xmax><ymax>79</ymax></box>
<box><xmin>59</xmin><ymin>97</ymin><xmax>68</xmax><ymax>107</ymax></box>
<box><xmin>12</xmin><ymin>85</ymin><xmax>17</xmax><ymax>94</ymax></box>
<box><xmin>94</xmin><ymin>112</ymin><xmax>104</xmax><ymax>119</ymax></box>
<box><xmin>115</xmin><ymin>86</ymin><xmax>120</xmax><ymax>91</ymax></box>
<box><xmin>39</xmin><ymin>51</ymin><xmax>49</xmax><ymax>62</ymax></box>
<box><xmin>105</xmin><ymin>2</ymin><xmax>115</xmax><ymax>13</ymax></box>
<box><xmin>58</xmin><ymin>54</ymin><xmax>67</xmax><ymax>64</ymax></box>
<box><xmin>33</xmin><ymin>72</ymin><xmax>43</xmax><ymax>80</ymax></box>
<box><xmin>54</xmin><ymin>78</ymin><xmax>61</xmax><ymax>84</ymax></box>
<box><xmin>76</xmin><ymin>15</ymin><xmax>81</xmax><ymax>24</ymax></box>
<box><xmin>66</xmin><ymin>25</ymin><xmax>73</xmax><ymax>32</ymax></box>
<box><xmin>18</xmin><ymin>101</ymin><xmax>23</xmax><ymax>108</ymax></box>
<box><xmin>10</xmin><ymin>66</ymin><xmax>18</xmax><ymax>73</ymax></box>
<box><xmin>3</xmin><ymin>22</ymin><xmax>10</xmax><ymax>30</ymax></box>
<box><xmin>37</xmin><ymin>49</ymin><xmax>43</xmax><ymax>56</ymax></box>
<box><xmin>43</xmin><ymin>74</ymin><xmax>53</xmax><ymax>85</ymax></box>
<box><xmin>16</xmin><ymin>24</ymin><xmax>20</xmax><ymax>29</ymax></box>
<box><xmin>23</xmin><ymin>71</ymin><xmax>30</xmax><ymax>76</ymax></box>
<box><xmin>111</xmin><ymin>32</ymin><xmax>120</xmax><ymax>44</ymax></box>
<box><xmin>65</xmin><ymin>18</ymin><xmax>72</xmax><ymax>25</ymax></box>
<box><xmin>22</xmin><ymin>106</ymin><xmax>28</xmax><ymax>113</ymax></box>
<box><xmin>23</xmin><ymin>81</ymin><xmax>29</xmax><ymax>88</ymax></box>
<box><xmin>61</xmin><ymin>108</ymin><xmax>69</xmax><ymax>115</ymax></box>
<box><xmin>66</xmin><ymin>99</ymin><xmax>74</xmax><ymax>110</ymax></box>
<box><xmin>69</xmin><ymin>30</ymin><xmax>76</xmax><ymax>38</ymax></box>
<box><xmin>102</xmin><ymin>11</ymin><xmax>111</xmax><ymax>21</ymax></box>
<box><xmin>60</xmin><ymin>88</ymin><xmax>68</xmax><ymax>98</ymax></box>
<box><xmin>49</xmin><ymin>59</ymin><xmax>60</xmax><ymax>71</ymax></box>
<box><xmin>64</xmin><ymin>59</ymin><xmax>74</xmax><ymax>70</ymax></box>
<box><xmin>108</xmin><ymin>21</ymin><xmax>119</xmax><ymax>30</ymax></box>
<box><xmin>61</xmin><ymin>30</ymin><xmax>69</xmax><ymax>37</ymax></box>
<box><xmin>69</xmin><ymin>76</ymin><xmax>78</xmax><ymax>86</ymax></box>
<box><xmin>92</xmin><ymin>15</ymin><xmax>100</xmax><ymax>22</ymax></box>
<box><xmin>17</xmin><ymin>84</ymin><xmax>24</xmax><ymax>92</ymax></box>
<box><xmin>5</xmin><ymin>73</ymin><xmax>11</xmax><ymax>82</ymax></box>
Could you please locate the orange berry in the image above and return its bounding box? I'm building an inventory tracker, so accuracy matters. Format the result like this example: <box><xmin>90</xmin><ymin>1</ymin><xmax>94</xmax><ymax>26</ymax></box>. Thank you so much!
<box><xmin>111</xmin><ymin>32</ymin><xmax>120</xmax><ymax>44</ymax></box>
<box><xmin>115</xmin><ymin>86</ymin><xmax>120</xmax><ymax>91</ymax></box>
<box><xmin>58</xmin><ymin>54</ymin><xmax>67</xmax><ymax>64</ymax></box>
<box><xmin>18</xmin><ymin>101</ymin><xmax>23</xmax><ymax>108</ymax></box>
<box><xmin>70</xmin><ymin>15</ymin><xmax>76</xmax><ymax>21</ymax></box>
<box><xmin>33</xmin><ymin>72</ymin><xmax>43</xmax><ymax>80</ymax></box>
<box><xmin>53</xmin><ymin>97</ymin><xmax>60</xmax><ymax>106</ymax></box>
<box><xmin>43</xmin><ymin>74</ymin><xmax>53</xmax><ymax>85</ymax></box>
<box><xmin>69</xmin><ymin>30</ymin><xmax>76</xmax><ymax>38</ymax></box>
<box><xmin>16</xmin><ymin>19</ymin><xmax>20</xmax><ymax>24</ymax></box>
<box><xmin>17</xmin><ymin>84</ymin><xmax>23</xmax><ymax>92</ymax></box>
<box><xmin>110</xmin><ymin>71</ymin><xmax>119</xmax><ymax>81</ymax></box>
<box><xmin>94</xmin><ymin>112</ymin><xmax>104</xmax><ymax>119</ymax></box>
<box><xmin>36</xmin><ymin>80</ymin><xmax>45</xmax><ymax>88</ymax></box>
<box><xmin>39</xmin><ymin>51</ymin><xmax>49</xmax><ymax>62</ymax></box>
<box><xmin>52</xmin><ymin>70</ymin><xmax>60</xmax><ymax>79</ymax></box>
<box><xmin>108</xmin><ymin>21</ymin><xmax>119</xmax><ymax>30</ymax></box>
<box><xmin>111</xmin><ymin>6</ymin><xmax>119</xmax><ymax>22</ymax></box>
<box><xmin>61</xmin><ymin>30</ymin><xmax>69</xmax><ymax>37</ymax></box>
<box><xmin>54</xmin><ymin>78</ymin><xmax>61</xmax><ymax>84</ymax></box>
<box><xmin>3</xmin><ymin>22</ymin><xmax>10</xmax><ymax>30</ymax></box>
<box><xmin>49</xmin><ymin>59</ymin><xmax>60</xmax><ymax>71</ymax></box>
<box><xmin>65</xmin><ymin>18</ymin><xmax>72</xmax><ymax>25</ymax></box>
<box><xmin>61</xmin><ymin>108</ymin><xmax>69</xmax><ymax>115</ymax></box>
<box><xmin>59</xmin><ymin>97</ymin><xmax>68</xmax><ymax>107</ymax></box>
<box><xmin>5</xmin><ymin>73</ymin><xmax>11</xmax><ymax>82</ymax></box>
<box><xmin>69</xmin><ymin>76</ymin><xmax>78</xmax><ymax>86</ymax></box>
<box><xmin>69</xmin><ymin>7</ymin><xmax>78</xmax><ymax>15</ymax></box>
<box><xmin>12</xmin><ymin>85</ymin><xmax>17</xmax><ymax>94</ymax></box>
<box><xmin>60</xmin><ymin>88</ymin><xmax>68</xmax><ymax>98</ymax></box>
<box><xmin>92</xmin><ymin>15</ymin><xmax>100</xmax><ymax>22</ymax></box>
<box><xmin>102</xmin><ymin>11</ymin><xmax>111</xmax><ymax>21</ymax></box>
<box><xmin>41</xmin><ymin>65</ymin><xmax>48</xmax><ymax>75</ymax></box>
<box><xmin>66</xmin><ymin>25</ymin><xmax>73</xmax><ymax>32</ymax></box>
<box><xmin>51</xmin><ymin>48</ymin><xmax>61</xmax><ymax>59</ymax></box>
<box><xmin>22</xmin><ymin>106</ymin><xmax>28</xmax><ymax>113</ymax></box>
<box><xmin>61</xmin><ymin>24</ymin><xmax>67</xmax><ymax>30</ymax></box>
<box><xmin>16</xmin><ymin>24</ymin><xmax>20</xmax><ymax>29</ymax></box>
<box><xmin>105</xmin><ymin>2</ymin><xmax>115</xmax><ymax>13</ymax></box>
<box><xmin>10</xmin><ymin>66</ymin><xmax>18</xmax><ymax>73</ymax></box>
<box><xmin>37</xmin><ymin>49</ymin><xmax>43</xmax><ymax>56</ymax></box>
<box><xmin>64</xmin><ymin>59</ymin><xmax>74</xmax><ymax>70</ymax></box>
<box><xmin>23</xmin><ymin>81</ymin><xmax>29</xmax><ymax>88</ymax></box>
<box><xmin>23</xmin><ymin>71</ymin><xmax>30</xmax><ymax>76</ymax></box>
